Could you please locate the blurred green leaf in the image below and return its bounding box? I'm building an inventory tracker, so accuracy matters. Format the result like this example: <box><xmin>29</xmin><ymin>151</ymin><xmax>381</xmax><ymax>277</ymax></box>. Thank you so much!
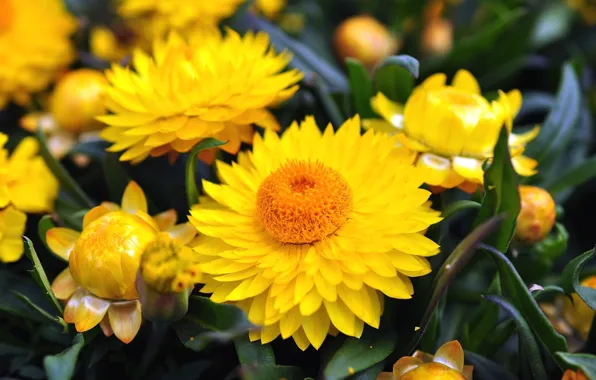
<box><xmin>555</xmin><ymin>352</ymin><xmax>596</xmax><ymax>379</ymax></box>
<box><xmin>474</xmin><ymin>127</ymin><xmax>520</xmax><ymax>253</ymax></box>
<box><xmin>23</xmin><ymin>237</ymin><xmax>63</xmax><ymax>315</ymax></box>
<box><xmin>68</xmin><ymin>139</ymin><xmax>109</xmax><ymax>161</ymax></box>
<box><xmin>532</xmin><ymin>223</ymin><xmax>568</xmax><ymax>261</ymax></box>
<box><xmin>103</xmin><ymin>152</ymin><xmax>131</xmax><ymax>203</ymax></box>
<box><xmin>531</xmin><ymin>285</ymin><xmax>568</xmax><ymax>302</ymax></box>
<box><xmin>12</xmin><ymin>292</ymin><xmax>66</xmax><ymax>331</ymax></box>
<box><xmin>464</xmin><ymin>350</ymin><xmax>518</xmax><ymax>380</ymax></box>
<box><xmin>531</xmin><ymin>2</ymin><xmax>574</xmax><ymax>48</ymax></box>
<box><xmin>185</xmin><ymin>139</ymin><xmax>227</xmax><ymax>208</ymax></box>
<box><xmin>547</xmin><ymin>156</ymin><xmax>596</xmax><ymax>196</ymax></box>
<box><xmin>37</xmin><ymin>128</ymin><xmax>95</xmax><ymax>209</ymax></box>
<box><xmin>43</xmin><ymin>334</ymin><xmax>84</xmax><ymax>380</ymax></box>
<box><xmin>484</xmin><ymin>295</ymin><xmax>546</xmax><ymax>380</ymax></box>
<box><xmin>483</xmin><ymin>320</ymin><xmax>517</xmax><ymax>357</ymax></box>
<box><xmin>324</xmin><ymin>328</ymin><xmax>397</xmax><ymax>380</ymax></box>
<box><xmin>481</xmin><ymin>244</ymin><xmax>568</xmax><ymax>360</ymax></box>
<box><xmin>234</xmin><ymin>334</ymin><xmax>275</xmax><ymax>367</ymax></box>
<box><xmin>241</xmin><ymin>365</ymin><xmax>305</xmax><ymax>380</ymax></box>
<box><xmin>462</xmin><ymin>278</ymin><xmax>501</xmax><ymax>354</ymax></box>
<box><xmin>174</xmin><ymin>295</ymin><xmax>254</xmax><ymax>352</ymax></box>
<box><xmin>346</xmin><ymin>58</ymin><xmax>375</xmax><ymax>118</ymax></box>
<box><xmin>560</xmin><ymin>248</ymin><xmax>596</xmax><ymax>310</ymax></box>
<box><xmin>372</xmin><ymin>55</ymin><xmax>419</xmax><ymax>104</ymax></box>
<box><xmin>441</xmin><ymin>200</ymin><xmax>481</xmax><ymax>219</ymax></box>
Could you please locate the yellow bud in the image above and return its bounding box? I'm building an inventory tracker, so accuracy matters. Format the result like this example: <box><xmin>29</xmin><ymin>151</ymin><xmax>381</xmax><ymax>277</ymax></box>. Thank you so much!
<box><xmin>90</xmin><ymin>26</ymin><xmax>130</xmax><ymax>62</ymax></box>
<box><xmin>515</xmin><ymin>185</ymin><xmax>556</xmax><ymax>243</ymax></box>
<box><xmin>50</xmin><ymin>69</ymin><xmax>108</xmax><ymax>133</ymax></box>
<box><xmin>401</xmin><ymin>363</ymin><xmax>466</xmax><ymax>380</ymax></box>
<box><xmin>422</xmin><ymin>18</ymin><xmax>453</xmax><ymax>56</ymax></box>
<box><xmin>334</xmin><ymin>15</ymin><xmax>399</xmax><ymax>69</ymax></box>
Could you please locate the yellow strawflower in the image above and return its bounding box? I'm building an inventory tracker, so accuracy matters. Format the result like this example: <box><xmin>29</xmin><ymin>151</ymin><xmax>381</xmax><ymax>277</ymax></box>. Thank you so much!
<box><xmin>562</xmin><ymin>275</ymin><xmax>596</xmax><ymax>340</ymax></box>
<box><xmin>0</xmin><ymin>0</ymin><xmax>76</xmax><ymax>107</ymax></box>
<box><xmin>47</xmin><ymin>181</ymin><xmax>197</xmax><ymax>343</ymax></box>
<box><xmin>380</xmin><ymin>340</ymin><xmax>473</xmax><ymax>379</ymax></box>
<box><xmin>369</xmin><ymin>70</ymin><xmax>539</xmax><ymax>193</ymax></box>
<box><xmin>98</xmin><ymin>29</ymin><xmax>302</xmax><ymax>164</ymax></box>
<box><xmin>189</xmin><ymin>116</ymin><xmax>442</xmax><ymax>350</ymax></box>
<box><xmin>0</xmin><ymin>206</ymin><xmax>27</xmax><ymax>263</ymax></box>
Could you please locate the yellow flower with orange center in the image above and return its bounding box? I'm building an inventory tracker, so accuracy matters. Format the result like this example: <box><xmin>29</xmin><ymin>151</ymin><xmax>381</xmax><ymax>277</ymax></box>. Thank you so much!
<box><xmin>0</xmin><ymin>0</ymin><xmax>76</xmax><ymax>107</ymax></box>
<box><xmin>562</xmin><ymin>275</ymin><xmax>596</xmax><ymax>340</ymax></box>
<box><xmin>47</xmin><ymin>181</ymin><xmax>197</xmax><ymax>343</ymax></box>
<box><xmin>368</xmin><ymin>70</ymin><xmax>539</xmax><ymax>193</ymax></box>
<box><xmin>379</xmin><ymin>341</ymin><xmax>473</xmax><ymax>380</ymax></box>
<box><xmin>189</xmin><ymin>116</ymin><xmax>442</xmax><ymax>350</ymax></box>
<box><xmin>98</xmin><ymin>29</ymin><xmax>302</xmax><ymax>164</ymax></box>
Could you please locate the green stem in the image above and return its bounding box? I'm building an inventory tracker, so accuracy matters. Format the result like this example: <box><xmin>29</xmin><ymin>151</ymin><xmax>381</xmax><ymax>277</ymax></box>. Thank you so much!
<box><xmin>185</xmin><ymin>138</ymin><xmax>227</xmax><ymax>208</ymax></box>
<box><xmin>36</xmin><ymin>128</ymin><xmax>96</xmax><ymax>209</ymax></box>
<box><xmin>303</xmin><ymin>76</ymin><xmax>345</xmax><ymax>129</ymax></box>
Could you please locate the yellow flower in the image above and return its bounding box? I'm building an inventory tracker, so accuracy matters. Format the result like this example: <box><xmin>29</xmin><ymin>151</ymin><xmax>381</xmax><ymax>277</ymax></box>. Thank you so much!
<box><xmin>98</xmin><ymin>28</ymin><xmax>302</xmax><ymax>164</ymax></box>
<box><xmin>515</xmin><ymin>185</ymin><xmax>556</xmax><ymax>243</ymax></box>
<box><xmin>562</xmin><ymin>369</ymin><xmax>589</xmax><ymax>380</ymax></box>
<box><xmin>379</xmin><ymin>341</ymin><xmax>473</xmax><ymax>380</ymax></box>
<box><xmin>118</xmin><ymin>0</ymin><xmax>245</xmax><ymax>43</ymax></box>
<box><xmin>0</xmin><ymin>206</ymin><xmax>27</xmax><ymax>263</ymax></box>
<box><xmin>369</xmin><ymin>70</ymin><xmax>539</xmax><ymax>192</ymax></box>
<box><xmin>562</xmin><ymin>275</ymin><xmax>596</xmax><ymax>340</ymax></box>
<box><xmin>0</xmin><ymin>0</ymin><xmax>76</xmax><ymax>108</ymax></box>
<box><xmin>255</xmin><ymin>0</ymin><xmax>287</xmax><ymax>19</ymax></box>
<box><xmin>189</xmin><ymin>116</ymin><xmax>442</xmax><ymax>350</ymax></box>
<box><xmin>567</xmin><ymin>0</ymin><xmax>596</xmax><ymax>24</ymax></box>
<box><xmin>0</xmin><ymin>133</ymin><xmax>59</xmax><ymax>213</ymax></box>
<box><xmin>47</xmin><ymin>181</ymin><xmax>197</xmax><ymax>343</ymax></box>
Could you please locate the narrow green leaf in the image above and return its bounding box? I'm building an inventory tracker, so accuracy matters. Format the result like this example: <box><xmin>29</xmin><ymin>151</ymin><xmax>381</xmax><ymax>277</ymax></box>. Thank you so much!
<box><xmin>43</xmin><ymin>334</ymin><xmax>84</xmax><ymax>380</ymax></box>
<box><xmin>483</xmin><ymin>320</ymin><xmax>517</xmax><ymax>357</ymax></box>
<box><xmin>481</xmin><ymin>244</ymin><xmax>568</xmax><ymax>359</ymax></box>
<box><xmin>464</xmin><ymin>350</ymin><xmax>518</xmax><ymax>380</ymax></box>
<box><xmin>531</xmin><ymin>285</ymin><xmax>568</xmax><ymax>302</ymax></box>
<box><xmin>23</xmin><ymin>237</ymin><xmax>63</xmax><ymax>315</ymax></box>
<box><xmin>532</xmin><ymin>223</ymin><xmax>568</xmax><ymax>261</ymax></box>
<box><xmin>372</xmin><ymin>55</ymin><xmax>419</xmax><ymax>104</ymax></box>
<box><xmin>12</xmin><ymin>292</ymin><xmax>66</xmax><ymax>331</ymax></box>
<box><xmin>560</xmin><ymin>248</ymin><xmax>596</xmax><ymax>310</ymax></box>
<box><xmin>36</xmin><ymin>128</ymin><xmax>95</xmax><ymax>209</ymax></box>
<box><xmin>441</xmin><ymin>200</ymin><xmax>481</xmax><ymax>219</ymax></box>
<box><xmin>556</xmin><ymin>352</ymin><xmax>596</xmax><ymax>379</ymax></box>
<box><xmin>102</xmin><ymin>153</ymin><xmax>131</xmax><ymax>203</ymax></box>
<box><xmin>37</xmin><ymin>215</ymin><xmax>57</xmax><ymax>253</ymax></box>
<box><xmin>324</xmin><ymin>328</ymin><xmax>396</xmax><ymax>380</ymax></box>
<box><xmin>185</xmin><ymin>139</ymin><xmax>227</xmax><ymax>208</ymax></box>
<box><xmin>303</xmin><ymin>77</ymin><xmax>345</xmax><ymax>128</ymax></box>
<box><xmin>474</xmin><ymin>127</ymin><xmax>520</xmax><ymax>253</ymax></box>
<box><xmin>484</xmin><ymin>295</ymin><xmax>546</xmax><ymax>380</ymax></box>
<box><xmin>547</xmin><ymin>155</ymin><xmax>596</xmax><ymax>196</ymax></box>
<box><xmin>346</xmin><ymin>58</ymin><xmax>375</xmax><ymax>118</ymax></box>
<box><xmin>233</xmin><ymin>334</ymin><xmax>275</xmax><ymax>367</ymax></box>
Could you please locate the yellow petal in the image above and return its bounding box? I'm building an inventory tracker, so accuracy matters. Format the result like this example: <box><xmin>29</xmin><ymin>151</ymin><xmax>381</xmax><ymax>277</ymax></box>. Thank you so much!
<box><xmin>507</xmin><ymin>89</ymin><xmax>523</xmax><ymax>117</ymax></box>
<box><xmin>74</xmin><ymin>295</ymin><xmax>110</xmax><ymax>332</ymax></box>
<box><xmin>121</xmin><ymin>181</ymin><xmax>148</xmax><ymax>214</ymax></box>
<box><xmin>361</xmin><ymin>119</ymin><xmax>399</xmax><ymax>134</ymax></box>
<box><xmin>165</xmin><ymin>223</ymin><xmax>197</xmax><ymax>245</ymax></box>
<box><xmin>280</xmin><ymin>306</ymin><xmax>302</xmax><ymax>339</ymax></box>
<box><xmin>302</xmin><ymin>307</ymin><xmax>330</xmax><ymax>350</ymax></box>
<box><xmin>152</xmin><ymin>209</ymin><xmax>177</xmax><ymax>231</ymax></box>
<box><xmin>452</xmin><ymin>156</ymin><xmax>485</xmax><ymax>183</ymax></box>
<box><xmin>421</xmin><ymin>73</ymin><xmax>447</xmax><ymax>90</ymax></box>
<box><xmin>393</xmin><ymin>356</ymin><xmax>424</xmax><ymax>378</ymax></box>
<box><xmin>99</xmin><ymin>315</ymin><xmax>114</xmax><ymax>337</ymax></box>
<box><xmin>370</xmin><ymin>93</ymin><xmax>404</xmax><ymax>129</ymax></box>
<box><xmin>46</xmin><ymin>228</ymin><xmax>80</xmax><ymax>261</ymax></box>
<box><xmin>83</xmin><ymin>205</ymin><xmax>112</xmax><ymax>229</ymax></box>
<box><xmin>51</xmin><ymin>268</ymin><xmax>77</xmax><ymax>300</ymax></box>
<box><xmin>292</xmin><ymin>328</ymin><xmax>311</xmax><ymax>351</ymax></box>
<box><xmin>452</xmin><ymin>70</ymin><xmax>480</xmax><ymax>94</ymax></box>
<box><xmin>434</xmin><ymin>340</ymin><xmax>465</xmax><ymax>372</ymax></box>
<box><xmin>509</xmin><ymin>126</ymin><xmax>540</xmax><ymax>150</ymax></box>
<box><xmin>108</xmin><ymin>300</ymin><xmax>143</xmax><ymax>344</ymax></box>
<box><xmin>512</xmin><ymin>155</ymin><xmax>538</xmax><ymax>177</ymax></box>
<box><xmin>300</xmin><ymin>289</ymin><xmax>323</xmax><ymax>316</ymax></box>
<box><xmin>260</xmin><ymin>323</ymin><xmax>280</xmax><ymax>344</ymax></box>
<box><xmin>324</xmin><ymin>300</ymin><xmax>356</xmax><ymax>337</ymax></box>
<box><xmin>416</xmin><ymin>153</ymin><xmax>452</xmax><ymax>186</ymax></box>
<box><xmin>64</xmin><ymin>289</ymin><xmax>85</xmax><ymax>324</ymax></box>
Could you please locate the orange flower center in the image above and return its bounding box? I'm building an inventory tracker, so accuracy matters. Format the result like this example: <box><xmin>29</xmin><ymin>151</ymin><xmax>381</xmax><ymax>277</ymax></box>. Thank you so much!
<box><xmin>0</xmin><ymin>0</ymin><xmax>13</xmax><ymax>33</ymax></box>
<box><xmin>256</xmin><ymin>160</ymin><xmax>353</xmax><ymax>244</ymax></box>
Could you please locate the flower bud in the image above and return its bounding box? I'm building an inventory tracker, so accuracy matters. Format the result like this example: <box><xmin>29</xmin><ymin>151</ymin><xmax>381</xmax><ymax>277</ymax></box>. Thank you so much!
<box><xmin>334</xmin><ymin>15</ymin><xmax>399</xmax><ymax>69</ymax></box>
<box><xmin>90</xmin><ymin>26</ymin><xmax>130</xmax><ymax>63</ymax></box>
<box><xmin>422</xmin><ymin>18</ymin><xmax>453</xmax><ymax>56</ymax></box>
<box><xmin>515</xmin><ymin>186</ymin><xmax>556</xmax><ymax>243</ymax></box>
<box><xmin>50</xmin><ymin>69</ymin><xmax>108</xmax><ymax>133</ymax></box>
<box><xmin>562</xmin><ymin>369</ymin><xmax>589</xmax><ymax>380</ymax></box>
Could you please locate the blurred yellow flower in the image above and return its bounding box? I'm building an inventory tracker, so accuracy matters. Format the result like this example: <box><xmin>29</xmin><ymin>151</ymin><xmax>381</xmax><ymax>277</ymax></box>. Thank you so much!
<box><xmin>90</xmin><ymin>26</ymin><xmax>131</xmax><ymax>63</ymax></box>
<box><xmin>255</xmin><ymin>0</ymin><xmax>287</xmax><ymax>19</ymax></box>
<box><xmin>563</xmin><ymin>275</ymin><xmax>596</xmax><ymax>340</ymax></box>
<box><xmin>0</xmin><ymin>0</ymin><xmax>76</xmax><ymax>107</ymax></box>
<box><xmin>189</xmin><ymin>116</ymin><xmax>442</xmax><ymax>350</ymax></box>
<box><xmin>47</xmin><ymin>181</ymin><xmax>196</xmax><ymax>342</ymax></box>
<box><xmin>515</xmin><ymin>186</ymin><xmax>556</xmax><ymax>243</ymax></box>
<box><xmin>567</xmin><ymin>0</ymin><xmax>596</xmax><ymax>24</ymax></box>
<box><xmin>0</xmin><ymin>206</ymin><xmax>27</xmax><ymax>263</ymax></box>
<box><xmin>379</xmin><ymin>340</ymin><xmax>473</xmax><ymax>380</ymax></box>
<box><xmin>369</xmin><ymin>70</ymin><xmax>539</xmax><ymax>192</ymax></box>
<box><xmin>98</xmin><ymin>29</ymin><xmax>302</xmax><ymax>164</ymax></box>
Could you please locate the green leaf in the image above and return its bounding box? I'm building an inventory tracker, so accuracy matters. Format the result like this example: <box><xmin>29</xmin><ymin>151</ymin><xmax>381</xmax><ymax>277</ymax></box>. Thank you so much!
<box><xmin>37</xmin><ymin>215</ymin><xmax>57</xmax><ymax>253</ymax></box>
<box><xmin>234</xmin><ymin>334</ymin><xmax>275</xmax><ymax>367</ymax></box>
<box><xmin>324</xmin><ymin>328</ymin><xmax>397</xmax><ymax>380</ymax></box>
<box><xmin>532</xmin><ymin>223</ymin><xmax>568</xmax><ymax>261</ymax></box>
<box><xmin>474</xmin><ymin>127</ymin><xmax>520</xmax><ymax>253</ymax></box>
<box><xmin>43</xmin><ymin>334</ymin><xmax>84</xmax><ymax>380</ymax></box>
<box><xmin>102</xmin><ymin>152</ymin><xmax>131</xmax><ymax>203</ymax></box>
<box><xmin>241</xmin><ymin>365</ymin><xmax>305</xmax><ymax>380</ymax></box>
<box><xmin>372</xmin><ymin>55</ymin><xmax>419</xmax><ymax>104</ymax></box>
<box><xmin>406</xmin><ymin>215</ymin><xmax>505</xmax><ymax>353</ymax></box>
<box><xmin>531</xmin><ymin>2</ymin><xmax>574</xmax><ymax>48</ymax></box>
<box><xmin>174</xmin><ymin>295</ymin><xmax>254</xmax><ymax>352</ymax></box>
<box><xmin>23</xmin><ymin>237</ymin><xmax>63</xmax><ymax>315</ymax></box>
<box><xmin>441</xmin><ymin>200</ymin><xmax>481</xmax><ymax>219</ymax></box>
<box><xmin>556</xmin><ymin>352</ymin><xmax>596</xmax><ymax>379</ymax></box>
<box><xmin>481</xmin><ymin>244</ymin><xmax>568</xmax><ymax>360</ymax></box>
<box><xmin>560</xmin><ymin>248</ymin><xmax>596</xmax><ymax>310</ymax></box>
<box><xmin>36</xmin><ymin>127</ymin><xmax>95</xmax><ymax>209</ymax></box>
<box><xmin>464</xmin><ymin>350</ymin><xmax>518</xmax><ymax>380</ymax></box>
<box><xmin>526</xmin><ymin>63</ymin><xmax>581</xmax><ymax>165</ymax></box>
<box><xmin>531</xmin><ymin>285</ymin><xmax>568</xmax><ymax>302</ymax></box>
<box><xmin>484</xmin><ymin>295</ymin><xmax>546</xmax><ymax>380</ymax></box>
<box><xmin>547</xmin><ymin>155</ymin><xmax>596</xmax><ymax>196</ymax></box>
<box><xmin>346</xmin><ymin>58</ymin><xmax>375</xmax><ymax>118</ymax></box>
<box><xmin>12</xmin><ymin>292</ymin><xmax>67</xmax><ymax>331</ymax></box>
<box><xmin>185</xmin><ymin>139</ymin><xmax>227</xmax><ymax>208</ymax></box>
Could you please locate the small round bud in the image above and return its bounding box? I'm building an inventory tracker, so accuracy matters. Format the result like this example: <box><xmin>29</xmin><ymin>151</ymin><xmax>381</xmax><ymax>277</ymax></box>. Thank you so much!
<box><xmin>50</xmin><ymin>69</ymin><xmax>108</xmax><ymax>133</ymax></box>
<box><xmin>421</xmin><ymin>18</ymin><xmax>453</xmax><ymax>56</ymax></box>
<box><xmin>334</xmin><ymin>15</ymin><xmax>399</xmax><ymax>69</ymax></box>
<box><xmin>515</xmin><ymin>186</ymin><xmax>556</xmax><ymax>244</ymax></box>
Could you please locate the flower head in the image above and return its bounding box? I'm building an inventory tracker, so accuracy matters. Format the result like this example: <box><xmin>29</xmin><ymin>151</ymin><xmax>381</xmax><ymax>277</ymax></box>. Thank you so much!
<box><xmin>0</xmin><ymin>0</ymin><xmax>76</xmax><ymax>107</ymax></box>
<box><xmin>190</xmin><ymin>116</ymin><xmax>442</xmax><ymax>350</ymax></box>
<box><xmin>562</xmin><ymin>275</ymin><xmax>596</xmax><ymax>340</ymax></box>
<box><xmin>98</xmin><ymin>29</ymin><xmax>302</xmax><ymax>164</ymax></box>
<box><xmin>370</xmin><ymin>70</ymin><xmax>539</xmax><ymax>192</ymax></box>
<box><xmin>562</xmin><ymin>369</ymin><xmax>589</xmax><ymax>380</ymax></box>
<box><xmin>0</xmin><ymin>206</ymin><xmax>26</xmax><ymax>263</ymax></box>
<box><xmin>255</xmin><ymin>0</ymin><xmax>287</xmax><ymax>20</ymax></box>
<box><xmin>381</xmin><ymin>341</ymin><xmax>473</xmax><ymax>379</ymax></box>
<box><xmin>515</xmin><ymin>185</ymin><xmax>556</xmax><ymax>243</ymax></box>
<box><xmin>47</xmin><ymin>181</ymin><xmax>196</xmax><ymax>343</ymax></box>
